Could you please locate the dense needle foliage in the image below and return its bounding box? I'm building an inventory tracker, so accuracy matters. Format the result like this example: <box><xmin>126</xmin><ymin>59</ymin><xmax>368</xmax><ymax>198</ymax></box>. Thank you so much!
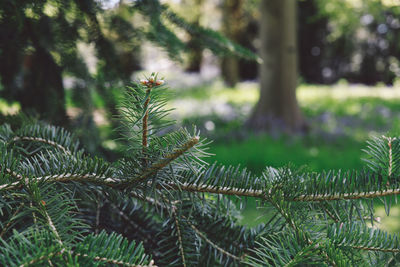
<box><xmin>1</xmin><ymin>75</ymin><xmax>400</xmax><ymax>266</ymax></box>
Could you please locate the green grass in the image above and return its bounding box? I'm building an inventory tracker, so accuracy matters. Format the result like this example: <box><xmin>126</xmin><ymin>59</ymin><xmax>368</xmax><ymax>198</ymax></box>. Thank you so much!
<box><xmin>206</xmin><ymin>135</ymin><xmax>364</xmax><ymax>174</ymax></box>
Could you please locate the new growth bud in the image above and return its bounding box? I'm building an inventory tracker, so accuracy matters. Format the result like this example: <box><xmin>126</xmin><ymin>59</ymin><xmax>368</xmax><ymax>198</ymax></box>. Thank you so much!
<box><xmin>139</xmin><ymin>75</ymin><xmax>164</xmax><ymax>88</ymax></box>
<box><xmin>155</xmin><ymin>79</ymin><xmax>164</xmax><ymax>86</ymax></box>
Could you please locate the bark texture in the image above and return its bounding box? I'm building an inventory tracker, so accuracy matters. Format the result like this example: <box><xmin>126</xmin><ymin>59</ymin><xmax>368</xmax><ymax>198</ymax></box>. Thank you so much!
<box><xmin>220</xmin><ymin>0</ymin><xmax>244</xmax><ymax>87</ymax></box>
<box><xmin>248</xmin><ymin>0</ymin><xmax>306</xmax><ymax>133</ymax></box>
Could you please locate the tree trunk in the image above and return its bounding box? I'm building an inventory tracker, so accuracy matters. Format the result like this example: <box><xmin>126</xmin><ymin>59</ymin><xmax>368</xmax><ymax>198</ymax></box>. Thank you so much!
<box><xmin>220</xmin><ymin>0</ymin><xmax>244</xmax><ymax>87</ymax></box>
<box><xmin>18</xmin><ymin>49</ymin><xmax>68</xmax><ymax>126</ymax></box>
<box><xmin>247</xmin><ymin>0</ymin><xmax>306</xmax><ymax>133</ymax></box>
<box><xmin>185</xmin><ymin>0</ymin><xmax>203</xmax><ymax>73</ymax></box>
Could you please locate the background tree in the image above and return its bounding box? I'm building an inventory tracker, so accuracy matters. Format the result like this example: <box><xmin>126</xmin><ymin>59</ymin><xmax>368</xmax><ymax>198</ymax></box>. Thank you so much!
<box><xmin>248</xmin><ymin>0</ymin><xmax>306</xmax><ymax>132</ymax></box>
<box><xmin>220</xmin><ymin>0</ymin><xmax>245</xmax><ymax>87</ymax></box>
<box><xmin>183</xmin><ymin>0</ymin><xmax>204</xmax><ymax>72</ymax></box>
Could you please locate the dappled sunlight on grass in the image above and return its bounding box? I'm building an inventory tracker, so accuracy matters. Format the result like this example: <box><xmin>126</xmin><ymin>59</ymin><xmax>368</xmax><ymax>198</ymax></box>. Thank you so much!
<box><xmin>0</xmin><ymin>99</ymin><xmax>20</xmax><ymax>115</ymax></box>
<box><xmin>206</xmin><ymin>134</ymin><xmax>365</xmax><ymax>175</ymax></box>
<box><xmin>373</xmin><ymin>204</ymin><xmax>400</xmax><ymax>234</ymax></box>
<box><xmin>298</xmin><ymin>83</ymin><xmax>400</xmax><ymax>101</ymax></box>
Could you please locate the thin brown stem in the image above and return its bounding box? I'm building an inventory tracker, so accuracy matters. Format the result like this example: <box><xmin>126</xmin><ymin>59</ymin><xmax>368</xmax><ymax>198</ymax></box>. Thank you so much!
<box><xmin>348</xmin><ymin>245</ymin><xmax>400</xmax><ymax>253</ymax></box>
<box><xmin>126</xmin><ymin>136</ymin><xmax>199</xmax><ymax>186</ymax></box>
<box><xmin>158</xmin><ymin>182</ymin><xmax>400</xmax><ymax>202</ymax></box>
<box><xmin>12</xmin><ymin>136</ymin><xmax>71</xmax><ymax>155</ymax></box>
<box><xmin>142</xmin><ymin>88</ymin><xmax>152</xmax><ymax>167</ymax></box>
<box><xmin>172</xmin><ymin>208</ymin><xmax>187</xmax><ymax>267</ymax></box>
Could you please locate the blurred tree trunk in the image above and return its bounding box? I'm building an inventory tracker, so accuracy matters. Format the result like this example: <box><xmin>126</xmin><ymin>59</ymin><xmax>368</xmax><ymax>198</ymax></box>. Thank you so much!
<box><xmin>221</xmin><ymin>0</ymin><xmax>244</xmax><ymax>87</ymax></box>
<box><xmin>247</xmin><ymin>0</ymin><xmax>306</xmax><ymax>133</ymax></box>
<box><xmin>185</xmin><ymin>0</ymin><xmax>203</xmax><ymax>72</ymax></box>
<box><xmin>18</xmin><ymin>49</ymin><xmax>68</xmax><ymax>126</ymax></box>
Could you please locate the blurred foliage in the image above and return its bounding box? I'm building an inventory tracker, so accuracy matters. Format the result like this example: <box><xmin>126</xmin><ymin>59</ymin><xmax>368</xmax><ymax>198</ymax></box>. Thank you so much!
<box><xmin>0</xmin><ymin>0</ymin><xmax>256</xmax><ymax>156</ymax></box>
<box><xmin>301</xmin><ymin>0</ymin><xmax>400</xmax><ymax>84</ymax></box>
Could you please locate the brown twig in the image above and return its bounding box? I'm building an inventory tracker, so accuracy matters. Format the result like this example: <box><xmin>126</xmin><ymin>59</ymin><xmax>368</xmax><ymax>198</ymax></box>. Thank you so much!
<box><xmin>12</xmin><ymin>136</ymin><xmax>71</xmax><ymax>155</ymax></box>
<box><xmin>142</xmin><ymin>87</ymin><xmax>152</xmax><ymax>167</ymax></box>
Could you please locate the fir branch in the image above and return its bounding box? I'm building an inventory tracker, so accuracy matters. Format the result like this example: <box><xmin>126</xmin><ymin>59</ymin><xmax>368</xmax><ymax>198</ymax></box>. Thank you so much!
<box><xmin>348</xmin><ymin>245</ymin><xmax>400</xmax><ymax>253</ymax></box>
<box><xmin>74</xmin><ymin>253</ymin><xmax>157</xmax><ymax>267</ymax></box>
<box><xmin>267</xmin><ymin>192</ymin><xmax>338</xmax><ymax>267</ymax></box>
<box><xmin>320</xmin><ymin>204</ymin><xmax>340</xmax><ymax>223</ymax></box>
<box><xmin>19</xmin><ymin>251</ymin><xmax>61</xmax><ymax>267</ymax></box>
<box><xmin>3</xmin><ymin>166</ymin><xmax>24</xmax><ymax>180</ymax></box>
<box><xmin>0</xmin><ymin>203</ymin><xmax>24</xmax><ymax>238</ymax></box>
<box><xmin>161</xmin><ymin>182</ymin><xmax>265</xmax><ymax>197</ymax></box>
<box><xmin>293</xmin><ymin>188</ymin><xmax>400</xmax><ymax>201</ymax></box>
<box><xmin>123</xmin><ymin>136</ymin><xmax>199</xmax><ymax>186</ymax></box>
<box><xmin>18</xmin><ymin>249</ymin><xmax>157</xmax><ymax>267</ymax></box>
<box><xmin>161</xmin><ymin>182</ymin><xmax>400</xmax><ymax>202</ymax></box>
<box><xmin>188</xmin><ymin>221</ymin><xmax>243</xmax><ymax>262</ymax></box>
<box><xmin>95</xmin><ymin>196</ymin><xmax>102</xmax><ymax>235</ymax></box>
<box><xmin>328</xmin><ymin>222</ymin><xmax>400</xmax><ymax>255</ymax></box>
<box><xmin>172</xmin><ymin>209</ymin><xmax>187</xmax><ymax>267</ymax></box>
<box><xmin>106</xmin><ymin>199</ymin><xmax>153</xmax><ymax>244</ymax></box>
<box><xmin>41</xmin><ymin>203</ymin><xmax>63</xmax><ymax>246</ymax></box>
<box><xmin>1</xmin><ymin>134</ymin><xmax>199</xmax><ymax>190</ymax></box>
<box><xmin>12</xmin><ymin>136</ymin><xmax>71</xmax><ymax>155</ymax></box>
<box><xmin>30</xmin><ymin>201</ymin><xmax>37</xmax><ymax>225</ymax></box>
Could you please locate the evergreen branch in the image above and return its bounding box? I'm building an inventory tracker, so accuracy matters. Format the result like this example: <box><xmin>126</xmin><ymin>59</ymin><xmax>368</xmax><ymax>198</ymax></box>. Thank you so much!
<box><xmin>0</xmin><ymin>174</ymin><xmax>113</xmax><ymax>191</ymax></box>
<box><xmin>3</xmin><ymin>173</ymin><xmax>400</xmax><ymax>204</ymax></box>
<box><xmin>161</xmin><ymin>182</ymin><xmax>265</xmax><ymax>197</ymax></box>
<box><xmin>188</xmin><ymin>221</ymin><xmax>243</xmax><ymax>262</ymax></box>
<box><xmin>74</xmin><ymin>253</ymin><xmax>157</xmax><ymax>267</ymax></box>
<box><xmin>172</xmin><ymin>209</ymin><xmax>187</xmax><ymax>267</ymax></box>
<box><xmin>320</xmin><ymin>204</ymin><xmax>340</xmax><ymax>223</ymax></box>
<box><xmin>36</xmin><ymin>196</ymin><xmax>66</xmax><ymax>251</ymax></box>
<box><xmin>106</xmin><ymin>199</ymin><xmax>153</xmax><ymax>244</ymax></box>
<box><xmin>1</xmin><ymin>134</ymin><xmax>198</xmax><ymax>190</ymax></box>
<box><xmin>267</xmin><ymin>192</ymin><xmax>338</xmax><ymax>267</ymax></box>
<box><xmin>95</xmin><ymin>196</ymin><xmax>101</xmax><ymax>235</ymax></box>
<box><xmin>328</xmin><ymin>222</ymin><xmax>400</xmax><ymax>254</ymax></box>
<box><xmin>30</xmin><ymin>201</ymin><xmax>37</xmax><ymax>225</ymax></box>
<box><xmin>19</xmin><ymin>249</ymin><xmax>157</xmax><ymax>267</ymax></box>
<box><xmin>18</xmin><ymin>247</ymin><xmax>156</xmax><ymax>267</ymax></box>
<box><xmin>160</xmin><ymin>182</ymin><xmax>400</xmax><ymax>202</ymax></box>
<box><xmin>3</xmin><ymin>166</ymin><xmax>24</xmax><ymax>181</ymax></box>
<box><xmin>293</xmin><ymin>188</ymin><xmax>400</xmax><ymax>201</ymax></box>
<box><xmin>0</xmin><ymin>203</ymin><xmax>24</xmax><ymax>238</ymax></box>
<box><xmin>18</xmin><ymin>249</ymin><xmax>157</xmax><ymax>267</ymax></box>
<box><xmin>12</xmin><ymin>136</ymin><xmax>71</xmax><ymax>155</ymax></box>
<box><xmin>19</xmin><ymin>251</ymin><xmax>61</xmax><ymax>267</ymax></box>
<box><xmin>6</xmin><ymin>124</ymin><xmax>80</xmax><ymax>155</ymax></box>
<box><xmin>124</xmin><ymin>136</ymin><xmax>199</xmax><ymax>185</ymax></box>
<box><xmin>348</xmin><ymin>245</ymin><xmax>400</xmax><ymax>253</ymax></box>
<box><xmin>245</xmin><ymin>234</ymin><xmax>325</xmax><ymax>267</ymax></box>
<box><xmin>383</xmin><ymin>136</ymin><xmax>395</xmax><ymax>178</ymax></box>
